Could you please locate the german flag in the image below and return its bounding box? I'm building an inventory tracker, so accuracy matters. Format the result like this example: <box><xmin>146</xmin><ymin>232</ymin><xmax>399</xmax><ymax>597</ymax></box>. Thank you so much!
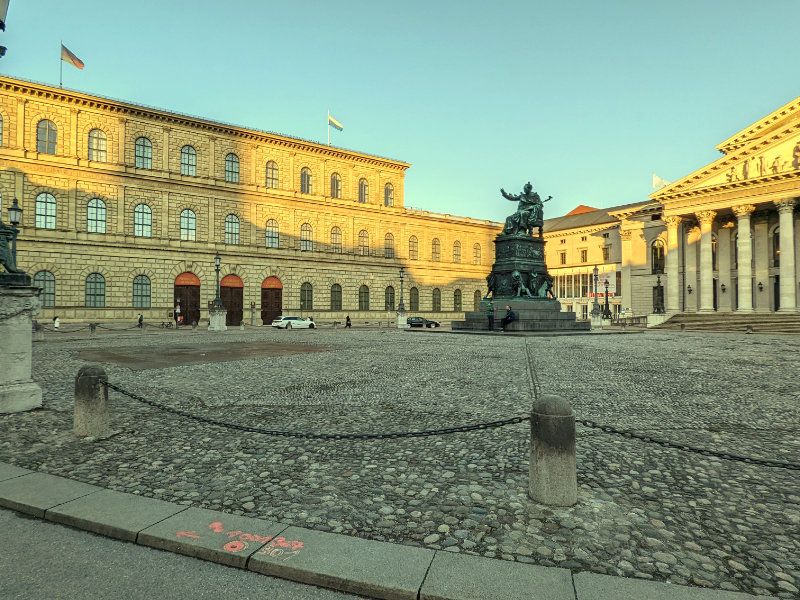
<box><xmin>60</xmin><ymin>44</ymin><xmax>84</xmax><ymax>70</ymax></box>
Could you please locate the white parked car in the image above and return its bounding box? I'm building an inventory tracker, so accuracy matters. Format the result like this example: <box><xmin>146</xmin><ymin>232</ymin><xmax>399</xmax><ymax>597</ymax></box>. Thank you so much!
<box><xmin>271</xmin><ymin>316</ymin><xmax>316</xmax><ymax>329</ymax></box>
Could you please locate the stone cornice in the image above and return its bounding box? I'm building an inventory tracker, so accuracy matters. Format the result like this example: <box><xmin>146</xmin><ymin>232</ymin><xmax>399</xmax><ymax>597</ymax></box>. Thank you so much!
<box><xmin>0</xmin><ymin>75</ymin><xmax>410</xmax><ymax>171</ymax></box>
<box><xmin>543</xmin><ymin>223</ymin><xmax>619</xmax><ymax>239</ymax></box>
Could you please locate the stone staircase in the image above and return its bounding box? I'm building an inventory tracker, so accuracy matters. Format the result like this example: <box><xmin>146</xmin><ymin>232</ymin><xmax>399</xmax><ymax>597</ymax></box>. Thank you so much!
<box><xmin>653</xmin><ymin>312</ymin><xmax>800</xmax><ymax>333</ymax></box>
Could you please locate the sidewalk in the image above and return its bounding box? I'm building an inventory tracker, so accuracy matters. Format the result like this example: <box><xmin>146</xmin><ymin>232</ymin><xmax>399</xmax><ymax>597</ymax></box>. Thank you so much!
<box><xmin>0</xmin><ymin>462</ymin><xmax>777</xmax><ymax>600</ymax></box>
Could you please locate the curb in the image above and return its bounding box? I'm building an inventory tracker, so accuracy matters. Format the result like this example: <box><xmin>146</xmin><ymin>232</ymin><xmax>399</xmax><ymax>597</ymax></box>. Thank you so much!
<box><xmin>0</xmin><ymin>463</ymin><xmax>778</xmax><ymax>600</ymax></box>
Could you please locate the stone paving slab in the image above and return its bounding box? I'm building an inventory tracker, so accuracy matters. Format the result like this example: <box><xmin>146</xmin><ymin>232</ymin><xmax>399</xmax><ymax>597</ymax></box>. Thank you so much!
<box><xmin>573</xmin><ymin>573</ymin><xmax>776</xmax><ymax>600</ymax></box>
<box><xmin>0</xmin><ymin>462</ymin><xmax>31</xmax><ymax>482</ymax></box>
<box><xmin>0</xmin><ymin>473</ymin><xmax>99</xmax><ymax>517</ymax></box>
<box><xmin>138</xmin><ymin>506</ymin><xmax>288</xmax><ymax>568</ymax></box>
<box><xmin>248</xmin><ymin>526</ymin><xmax>436</xmax><ymax>600</ymax></box>
<box><xmin>420</xmin><ymin>551</ymin><xmax>575</xmax><ymax>600</ymax></box>
<box><xmin>45</xmin><ymin>488</ymin><xmax>188</xmax><ymax>541</ymax></box>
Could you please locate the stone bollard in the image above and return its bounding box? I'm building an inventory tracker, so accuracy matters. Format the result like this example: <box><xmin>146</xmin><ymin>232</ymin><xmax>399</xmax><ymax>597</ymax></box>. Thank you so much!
<box><xmin>529</xmin><ymin>394</ymin><xmax>577</xmax><ymax>507</ymax></box>
<box><xmin>74</xmin><ymin>365</ymin><xmax>110</xmax><ymax>438</ymax></box>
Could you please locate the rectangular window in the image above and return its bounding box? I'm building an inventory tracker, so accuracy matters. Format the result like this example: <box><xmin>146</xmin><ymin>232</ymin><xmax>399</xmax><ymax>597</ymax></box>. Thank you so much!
<box><xmin>602</xmin><ymin>246</ymin><xmax>610</xmax><ymax>261</ymax></box>
<box><xmin>580</xmin><ymin>249</ymin><xmax>588</xmax><ymax>263</ymax></box>
<box><xmin>559</xmin><ymin>251</ymin><xmax>566</xmax><ymax>265</ymax></box>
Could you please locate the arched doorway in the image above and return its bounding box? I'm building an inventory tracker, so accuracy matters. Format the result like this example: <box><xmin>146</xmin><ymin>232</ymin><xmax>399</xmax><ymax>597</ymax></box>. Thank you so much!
<box><xmin>261</xmin><ymin>276</ymin><xmax>283</xmax><ymax>324</ymax></box>
<box><xmin>174</xmin><ymin>272</ymin><xmax>200</xmax><ymax>325</ymax></box>
<box><xmin>221</xmin><ymin>274</ymin><xmax>244</xmax><ymax>326</ymax></box>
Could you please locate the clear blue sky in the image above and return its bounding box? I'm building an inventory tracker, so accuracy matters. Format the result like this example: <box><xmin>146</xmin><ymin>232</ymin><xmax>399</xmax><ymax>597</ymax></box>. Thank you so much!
<box><xmin>2</xmin><ymin>1</ymin><xmax>798</xmax><ymax>222</ymax></box>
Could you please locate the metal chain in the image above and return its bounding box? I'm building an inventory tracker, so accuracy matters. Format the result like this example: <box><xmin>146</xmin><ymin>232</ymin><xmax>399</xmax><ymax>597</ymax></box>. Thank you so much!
<box><xmin>105</xmin><ymin>381</ymin><xmax>530</xmax><ymax>440</ymax></box>
<box><xmin>577</xmin><ymin>417</ymin><xmax>800</xmax><ymax>471</ymax></box>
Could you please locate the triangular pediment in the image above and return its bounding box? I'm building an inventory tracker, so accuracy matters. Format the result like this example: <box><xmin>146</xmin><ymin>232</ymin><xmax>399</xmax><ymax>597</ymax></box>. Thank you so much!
<box><xmin>716</xmin><ymin>95</ymin><xmax>800</xmax><ymax>153</ymax></box>
<box><xmin>651</xmin><ymin>116</ymin><xmax>800</xmax><ymax>200</ymax></box>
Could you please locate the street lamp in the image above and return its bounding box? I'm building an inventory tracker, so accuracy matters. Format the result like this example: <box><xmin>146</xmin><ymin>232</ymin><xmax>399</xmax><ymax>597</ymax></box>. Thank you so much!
<box><xmin>590</xmin><ymin>265</ymin><xmax>601</xmax><ymax>316</ymax></box>
<box><xmin>602</xmin><ymin>278</ymin><xmax>612</xmax><ymax>319</ymax></box>
<box><xmin>212</xmin><ymin>253</ymin><xmax>224</xmax><ymax>309</ymax></box>
<box><xmin>8</xmin><ymin>197</ymin><xmax>22</xmax><ymax>265</ymax></box>
<box><xmin>398</xmin><ymin>266</ymin><xmax>406</xmax><ymax>313</ymax></box>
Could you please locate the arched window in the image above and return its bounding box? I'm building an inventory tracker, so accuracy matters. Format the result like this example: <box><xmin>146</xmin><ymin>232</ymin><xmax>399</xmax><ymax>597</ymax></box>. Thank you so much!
<box><xmin>651</xmin><ymin>239</ymin><xmax>665</xmax><ymax>274</ymax></box>
<box><xmin>472</xmin><ymin>243</ymin><xmax>481</xmax><ymax>265</ymax></box>
<box><xmin>35</xmin><ymin>193</ymin><xmax>56</xmax><ymax>229</ymax></box>
<box><xmin>87</xmin><ymin>129</ymin><xmax>107</xmax><ymax>162</ymax></box>
<box><xmin>385</xmin><ymin>286</ymin><xmax>395</xmax><ymax>310</ymax></box>
<box><xmin>134</xmin><ymin>136</ymin><xmax>152</xmax><ymax>169</ymax></box>
<box><xmin>300</xmin><ymin>167</ymin><xmax>312</xmax><ymax>194</ymax></box>
<box><xmin>300</xmin><ymin>223</ymin><xmax>313</xmax><ymax>251</ymax></box>
<box><xmin>358</xmin><ymin>285</ymin><xmax>370</xmax><ymax>311</ymax></box>
<box><xmin>33</xmin><ymin>271</ymin><xmax>55</xmax><ymax>307</ymax></box>
<box><xmin>473</xmin><ymin>289</ymin><xmax>482</xmax><ymax>311</ymax></box>
<box><xmin>180</xmin><ymin>209</ymin><xmax>196</xmax><ymax>241</ymax></box>
<box><xmin>330</xmin><ymin>226</ymin><xmax>342</xmax><ymax>253</ymax></box>
<box><xmin>432</xmin><ymin>288</ymin><xmax>442</xmax><ymax>312</ymax></box>
<box><xmin>410</xmin><ymin>287</ymin><xmax>420</xmax><ymax>311</ymax></box>
<box><xmin>87</xmin><ymin>198</ymin><xmax>106</xmax><ymax>234</ymax></box>
<box><xmin>453</xmin><ymin>289</ymin><xmax>462</xmax><ymax>312</ymax></box>
<box><xmin>772</xmin><ymin>226</ymin><xmax>780</xmax><ymax>267</ymax></box>
<box><xmin>85</xmin><ymin>273</ymin><xmax>106</xmax><ymax>308</ymax></box>
<box><xmin>358</xmin><ymin>230</ymin><xmax>369</xmax><ymax>256</ymax></box>
<box><xmin>453</xmin><ymin>240</ymin><xmax>461</xmax><ymax>263</ymax></box>
<box><xmin>134</xmin><ymin>204</ymin><xmax>152</xmax><ymax>237</ymax></box>
<box><xmin>300</xmin><ymin>282</ymin><xmax>313</xmax><ymax>310</ymax></box>
<box><xmin>265</xmin><ymin>219</ymin><xmax>279</xmax><ymax>248</ymax></box>
<box><xmin>37</xmin><ymin>119</ymin><xmax>57</xmax><ymax>154</ymax></box>
<box><xmin>180</xmin><ymin>145</ymin><xmax>196</xmax><ymax>176</ymax></box>
<box><xmin>358</xmin><ymin>178</ymin><xmax>369</xmax><ymax>203</ymax></box>
<box><xmin>409</xmin><ymin>236</ymin><xmax>419</xmax><ymax>260</ymax></box>
<box><xmin>132</xmin><ymin>275</ymin><xmax>151</xmax><ymax>308</ymax></box>
<box><xmin>432</xmin><ymin>238</ymin><xmax>441</xmax><ymax>261</ymax></box>
<box><xmin>330</xmin><ymin>284</ymin><xmax>343</xmax><ymax>310</ymax></box>
<box><xmin>384</xmin><ymin>233</ymin><xmax>395</xmax><ymax>258</ymax></box>
<box><xmin>330</xmin><ymin>173</ymin><xmax>341</xmax><ymax>199</ymax></box>
<box><xmin>265</xmin><ymin>160</ymin><xmax>279</xmax><ymax>188</ymax></box>
<box><xmin>224</xmin><ymin>153</ymin><xmax>240</xmax><ymax>183</ymax></box>
<box><xmin>225</xmin><ymin>214</ymin><xmax>240</xmax><ymax>245</ymax></box>
<box><xmin>384</xmin><ymin>183</ymin><xmax>394</xmax><ymax>207</ymax></box>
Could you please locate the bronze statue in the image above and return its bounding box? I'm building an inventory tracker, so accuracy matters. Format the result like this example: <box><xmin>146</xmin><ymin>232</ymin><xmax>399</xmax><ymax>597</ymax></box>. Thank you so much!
<box><xmin>501</xmin><ymin>182</ymin><xmax>552</xmax><ymax>237</ymax></box>
<box><xmin>511</xmin><ymin>270</ymin><xmax>533</xmax><ymax>298</ymax></box>
<box><xmin>0</xmin><ymin>221</ymin><xmax>23</xmax><ymax>274</ymax></box>
<box><xmin>485</xmin><ymin>272</ymin><xmax>497</xmax><ymax>299</ymax></box>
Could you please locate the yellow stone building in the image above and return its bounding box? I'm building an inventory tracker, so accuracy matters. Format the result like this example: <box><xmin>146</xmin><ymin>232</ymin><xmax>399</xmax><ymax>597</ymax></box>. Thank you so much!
<box><xmin>0</xmin><ymin>75</ymin><xmax>498</xmax><ymax>324</ymax></box>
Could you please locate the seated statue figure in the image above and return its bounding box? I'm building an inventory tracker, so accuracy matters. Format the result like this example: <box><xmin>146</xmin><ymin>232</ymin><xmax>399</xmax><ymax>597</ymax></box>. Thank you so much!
<box><xmin>501</xmin><ymin>182</ymin><xmax>552</xmax><ymax>236</ymax></box>
<box><xmin>0</xmin><ymin>221</ymin><xmax>23</xmax><ymax>274</ymax></box>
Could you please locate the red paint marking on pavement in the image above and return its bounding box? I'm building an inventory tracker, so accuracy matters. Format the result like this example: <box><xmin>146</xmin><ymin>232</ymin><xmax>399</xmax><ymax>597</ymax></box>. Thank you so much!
<box><xmin>223</xmin><ymin>540</ymin><xmax>247</xmax><ymax>553</ymax></box>
<box><xmin>175</xmin><ymin>531</ymin><xmax>200</xmax><ymax>540</ymax></box>
<box><xmin>209</xmin><ymin>521</ymin><xmax>224</xmax><ymax>533</ymax></box>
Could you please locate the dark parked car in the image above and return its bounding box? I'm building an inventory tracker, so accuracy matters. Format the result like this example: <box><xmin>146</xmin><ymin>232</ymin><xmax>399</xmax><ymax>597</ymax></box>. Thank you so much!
<box><xmin>407</xmin><ymin>316</ymin><xmax>440</xmax><ymax>328</ymax></box>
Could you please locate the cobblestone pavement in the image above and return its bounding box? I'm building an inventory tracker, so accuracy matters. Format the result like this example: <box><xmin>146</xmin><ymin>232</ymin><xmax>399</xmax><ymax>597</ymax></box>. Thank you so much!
<box><xmin>1</xmin><ymin>327</ymin><xmax>798</xmax><ymax>598</ymax></box>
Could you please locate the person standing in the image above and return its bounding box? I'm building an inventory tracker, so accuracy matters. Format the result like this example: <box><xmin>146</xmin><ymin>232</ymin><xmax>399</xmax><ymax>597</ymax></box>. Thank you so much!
<box><xmin>173</xmin><ymin>303</ymin><xmax>181</xmax><ymax>327</ymax></box>
<box><xmin>345</xmin><ymin>315</ymin><xmax>351</xmax><ymax>328</ymax></box>
<box><xmin>52</xmin><ymin>316</ymin><xmax>60</xmax><ymax>330</ymax></box>
<box><xmin>137</xmin><ymin>314</ymin><xmax>144</xmax><ymax>328</ymax></box>
<box><xmin>485</xmin><ymin>300</ymin><xmax>495</xmax><ymax>331</ymax></box>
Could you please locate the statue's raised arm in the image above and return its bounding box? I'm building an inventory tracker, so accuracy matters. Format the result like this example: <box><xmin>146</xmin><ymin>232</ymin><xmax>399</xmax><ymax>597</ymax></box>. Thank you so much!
<box><xmin>542</xmin><ymin>195</ymin><xmax>553</xmax><ymax>203</ymax></box>
<box><xmin>501</xmin><ymin>188</ymin><xmax>520</xmax><ymax>202</ymax></box>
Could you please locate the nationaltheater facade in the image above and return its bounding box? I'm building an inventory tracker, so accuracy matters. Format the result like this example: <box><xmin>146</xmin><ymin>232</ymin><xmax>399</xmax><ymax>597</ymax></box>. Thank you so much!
<box><xmin>0</xmin><ymin>75</ymin><xmax>498</xmax><ymax>324</ymax></box>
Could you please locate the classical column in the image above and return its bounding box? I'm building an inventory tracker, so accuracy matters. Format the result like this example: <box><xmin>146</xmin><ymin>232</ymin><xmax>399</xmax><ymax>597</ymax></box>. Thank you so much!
<box><xmin>733</xmin><ymin>204</ymin><xmax>755</xmax><ymax>312</ymax></box>
<box><xmin>775</xmin><ymin>199</ymin><xmax>797</xmax><ymax>311</ymax></box>
<box><xmin>664</xmin><ymin>216</ymin><xmax>682</xmax><ymax>312</ymax></box>
<box><xmin>696</xmin><ymin>210</ymin><xmax>717</xmax><ymax>312</ymax></box>
<box><xmin>619</xmin><ymin>229</ymin><xmax>632</xmax><ymax>312</ymax></box>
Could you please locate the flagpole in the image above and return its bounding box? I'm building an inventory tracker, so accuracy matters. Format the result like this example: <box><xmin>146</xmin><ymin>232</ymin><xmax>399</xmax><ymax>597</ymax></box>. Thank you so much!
<box><xmin>59</xmin><ymin>40</ymin><xmax>63</xmax><ymax>88</ymax></box>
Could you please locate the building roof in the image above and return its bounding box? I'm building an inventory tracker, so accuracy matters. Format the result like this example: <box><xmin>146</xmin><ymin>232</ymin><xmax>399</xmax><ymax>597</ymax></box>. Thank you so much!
<box><xmin>543</xmin><ymin>200</ymin><xmax>646</xmax><ymax>233</ymax></box>
<box><xmin>0</xmin><ymin>74</ymin><xmax>410</xmax><ymax>168</ymax></box>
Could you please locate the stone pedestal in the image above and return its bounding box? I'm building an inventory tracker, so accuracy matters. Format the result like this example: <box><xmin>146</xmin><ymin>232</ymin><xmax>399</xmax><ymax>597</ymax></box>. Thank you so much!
<box><xmin>208</xmin><ymin>307</ymin><xmax>228</xmax><ymax>332</ymax></box>
<box><xmin>0</xmin><ymin>285</ymin><xmax>43</xmax><ymax>414</ymax></box>
<box><xmin>454</xmin><ymin>298</ymin><xmax>589</xmax><ymax>331</ymax></box>
<box><xmin>396</xmin><ymin>313</ymin><xmax>408</xmax><ymax>329</ymax></box>
<box><xmin>590</xmin><ymin>314</ymin><xmax>603</xmax><ymax>330</ymax></box>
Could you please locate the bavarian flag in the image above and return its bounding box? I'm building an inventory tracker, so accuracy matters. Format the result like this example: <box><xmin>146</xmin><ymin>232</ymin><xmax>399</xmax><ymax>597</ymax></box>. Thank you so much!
<box><xmin>61</xmin><ymin>43</ymin><xmax>85</xmax><ymax>70</ymax></box>
<box><xmin>328</xmin><ymin>114</ymin><xmax>344</xmax><ymax>131</ymax></box>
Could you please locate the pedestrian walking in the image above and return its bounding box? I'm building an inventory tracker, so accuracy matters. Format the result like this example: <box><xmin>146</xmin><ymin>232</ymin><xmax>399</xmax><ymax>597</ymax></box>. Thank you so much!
<box><xmin>52</xmin><ymin>316</ymin><xmax>60</xmax><ymax>330</ymax></box>
<box><xmin>137</xmin><ymin>314</ymin><xmax>144</xmax><ymax>328</ymax></box>
<box><xmin>345</xmin><ymin>315</ymin><xmax>351</xmax><ymax>328</ymax></box>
